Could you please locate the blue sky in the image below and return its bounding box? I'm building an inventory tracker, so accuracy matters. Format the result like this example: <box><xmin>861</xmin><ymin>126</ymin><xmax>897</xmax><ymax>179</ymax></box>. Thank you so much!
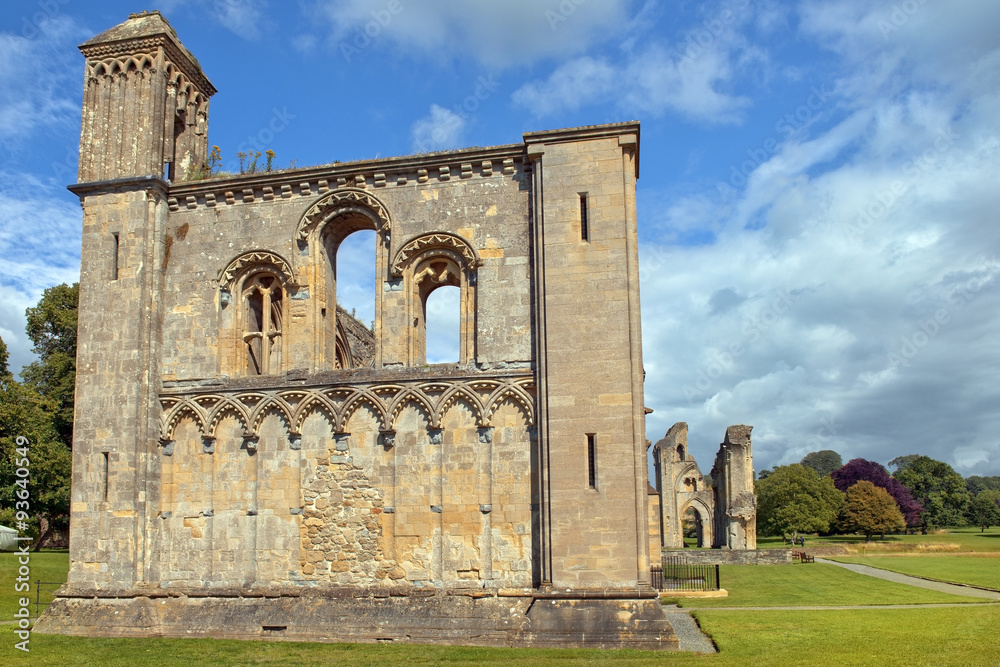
<box><xmin>2</xmin><ymin>0</ymin><xmax>999</xmax><ymax>476</ymax></box>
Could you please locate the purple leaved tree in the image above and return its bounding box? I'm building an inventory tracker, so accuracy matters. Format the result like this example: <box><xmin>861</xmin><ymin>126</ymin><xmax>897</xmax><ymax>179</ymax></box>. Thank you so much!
<box><xmin>831</xmin><ymin>459</ymin><xmax>923</xmax><ymax>529</ymax></box>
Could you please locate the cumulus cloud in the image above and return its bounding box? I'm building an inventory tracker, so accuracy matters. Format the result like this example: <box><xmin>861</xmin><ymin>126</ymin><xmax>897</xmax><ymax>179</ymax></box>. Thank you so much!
<box><xmin>411</xmin><ymin>104</ymin><xmax>466</xmax><ymax>153</ymax></box>
<box><xmin>0</xmin><ymin>16</ymin><xmax>84</xmax><ymax>146</ymax></box>
<box><xmin>157</xmin><ymin>0</ymin><xmax>269</xmax><ymax>40</ymax></box>
<box><xmin>311</xmin><ymin>0</ymin><xmax>636</xmax><ymax>66</ymax></box>
<box><xmin>512</xmin><ymin>2</ymin><xmax>761</xmax><ymax>123</ymax></box>
<box><xmin>642</xmin><ymin>1</ymin><xmax>1000</xmax><ymax>475</ymax></box>
<box><xmin>0</xmin><ymin>173</ymin><xmax>82</xmax><ymax>377</ymax></box>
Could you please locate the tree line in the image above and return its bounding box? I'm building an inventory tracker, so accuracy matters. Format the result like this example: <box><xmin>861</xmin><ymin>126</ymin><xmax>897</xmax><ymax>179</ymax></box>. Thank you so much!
<box><xmin>0</xmin><ymin>284</ymin><xmax>77</xmax><ymax>549</ymax></box>
<box><xmin>757</xmin><ymin>449</ymin><xmax>1000</xmax><ymax>542</ymax></box>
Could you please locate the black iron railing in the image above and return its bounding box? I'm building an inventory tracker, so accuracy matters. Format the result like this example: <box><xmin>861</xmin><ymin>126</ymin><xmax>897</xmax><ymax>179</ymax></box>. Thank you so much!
<box><xmin>651</xmin><ymin>556</ymin><xmax>720</xmax><ymax>591</ymax></box>
<box><xmin>34</xmin><ymin>580</ymin><xmax>62</xmax><ymax>619</ymax></box>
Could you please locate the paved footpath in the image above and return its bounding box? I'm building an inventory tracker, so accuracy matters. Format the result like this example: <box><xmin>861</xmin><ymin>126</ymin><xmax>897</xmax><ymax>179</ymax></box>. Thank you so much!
<box><xmin>816</xmin><ymin>557</ymin><xmax>1000</xmax><ymax>600</ymax></box>
<box><xmin>662</xmin><ymin>608</ymin><xmax>718</xmax><ymax>653</ymax></box>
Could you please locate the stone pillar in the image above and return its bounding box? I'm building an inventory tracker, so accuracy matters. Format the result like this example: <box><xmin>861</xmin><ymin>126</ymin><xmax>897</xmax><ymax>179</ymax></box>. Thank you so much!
<box><xmin>710</xmin><ymin>425</ymin><xmax>756</xmax><ymax>550</ymax></box>
<box><xmin>526</xmin><ymin>123</ymin><xmax>648</xmax><ymax>588</ymax></box>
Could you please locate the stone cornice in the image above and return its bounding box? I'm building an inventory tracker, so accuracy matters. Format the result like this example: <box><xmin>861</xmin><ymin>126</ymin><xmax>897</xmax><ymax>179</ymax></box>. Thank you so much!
<box><xmin>80</xmin><ymin>34</ymin><xmax>216</xmax><ymax>97</ymax></box>
<box><xmin>523</xmin><ymin>121</ymin><xmax>640</xmax><ymax>177</ymax></box>
<box><xmin>67</xmin><ymin>175</ymin><xmax>169</xmax><ymax>197</ymax></box>
<box><xmin>163</xmin><ymin>143</ymin><xmax>529</xmax><ymax>213</ymax></box>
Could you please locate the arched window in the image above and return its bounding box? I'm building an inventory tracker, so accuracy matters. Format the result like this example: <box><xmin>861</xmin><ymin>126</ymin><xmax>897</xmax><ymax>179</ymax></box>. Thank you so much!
<box><xmin>423</xmin><ymin>283</ymin><xmax>460</xmax><ymax>364</ymax></box>
<box><xmin>218</xmin><ymin>250</ymin><xmax>294</xmax><ymax>377</ymax></box>
<box><xmin>390</xmin><ymin>233</ymin><xmax>481</xmax><ymax>367</ymax></box>
<box><xmin>676</xmin><ymin>444</ymin><xmax>685</xmax><ymax>461</ymax></box>
<box><xmin>242</xmin><ymin>272</ymin><xmax>283</xmax><ymax>375</ymax></box>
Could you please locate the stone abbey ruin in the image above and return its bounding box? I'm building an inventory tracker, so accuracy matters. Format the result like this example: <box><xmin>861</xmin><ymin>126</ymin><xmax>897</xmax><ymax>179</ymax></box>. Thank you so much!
<box><xmin>36</xmin><ymin>11</ymin><xmax>755</xmax><ymax>649</ymax></box>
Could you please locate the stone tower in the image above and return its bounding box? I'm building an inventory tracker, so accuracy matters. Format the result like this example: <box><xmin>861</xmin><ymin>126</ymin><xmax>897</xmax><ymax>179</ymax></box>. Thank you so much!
<box><xmin>66</xmin><ymin>11</ymin><xmax>215</xmax><ymax>591</ymax></box>
<box><xmin>652</xmin><ymin>423</ymin><xmax>715</xmax><ymax>549</ymax></box>
<box><xmin>38</xmin><ymin>12</ymin><xmax>678</xmax><ymax>650</ymax></box>
<box><xmin>711</xmin><ymin>425</ymin><xmax>757</xmax><ymax>550</ymax></box>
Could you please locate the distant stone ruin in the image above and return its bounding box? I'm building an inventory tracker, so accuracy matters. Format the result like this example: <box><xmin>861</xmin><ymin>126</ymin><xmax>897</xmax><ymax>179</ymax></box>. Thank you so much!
<box><xmin>651</xmin><ymin>423</ymin><xmax>756</xmax><ymax>558</ymax></box>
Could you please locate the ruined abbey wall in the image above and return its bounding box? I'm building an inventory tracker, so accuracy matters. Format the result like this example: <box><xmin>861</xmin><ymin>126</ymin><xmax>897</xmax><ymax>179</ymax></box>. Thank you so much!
<box><xmin>39</xmin><ymin>11</ymin><xmax>676</xmax><ymax>649</ymax></box>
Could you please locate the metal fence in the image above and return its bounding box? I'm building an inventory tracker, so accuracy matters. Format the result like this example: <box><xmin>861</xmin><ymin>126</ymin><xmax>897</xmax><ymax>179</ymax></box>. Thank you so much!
<box><xmin>34</xmin><ymin>580</ymin><xmax>62</xmax><ymax>619</ymax></box>
<box><xmin>651</xmin><ymin>556</ymin><xmax>720</xmax><ymax>591</ymax></box>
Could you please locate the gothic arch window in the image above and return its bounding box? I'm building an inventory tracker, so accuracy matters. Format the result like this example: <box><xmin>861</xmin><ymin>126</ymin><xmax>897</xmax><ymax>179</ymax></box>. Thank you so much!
<box><xmin>295</xmin><ymin>189</ymin><xmax>389</xmax><ymax>371</ymax></box>
<box><xmin>241</xmin><ymin>272</ymin><xmax>283</xmax><ymax>375</ymax></box>
<box><xmin>218</xmin><ymin>251</ymin><xmax>294</xmax><ymax>377</ymax></box>
<box><xmin>391</xmin><ymin>233</ymin><xmax>482</xmax><ymax>366</ymax></box>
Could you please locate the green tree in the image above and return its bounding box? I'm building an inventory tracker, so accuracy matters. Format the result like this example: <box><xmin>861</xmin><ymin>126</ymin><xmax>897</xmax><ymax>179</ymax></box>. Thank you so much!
<box><xmin>966</xmin><ymin>475</ymin><xmax>1000</xmax><ymax>495</ymax></box>
<box><xmin>756</xmin><ymin>464</ymin><xmax>844</xmax><ymax>542</ymax></box>
<box><xmin>0</xmin><ymin>335</ymin><xmax>72</xmax><ymax>549</ymax></box>
<box><xmin>888</xmin><ymin>454</ymin><xmax>921</xmax><ymax>473</ymax></box>
<box><xmin>21</xmin><ymin>282</ymin><xmax>78</xmax><ymax>445</ymax></box>
<box><xmin>842</xmin><ymin>481</ymin><xmax>906</xmax><ymax>541</ymax></box>
<box><xmin>800</xmin><ymin>450</ymin><xmax>843</xmax><ymax>477</ymax></box>
<box><xmin>892</xmin><ymin>455</ymin><xmax>971</xmax><ymax>531</ymax></box>
<box><xmin>966</xmin><ymin>491</ymin><xmax>1000</xmax><ymax>532</ymax></box>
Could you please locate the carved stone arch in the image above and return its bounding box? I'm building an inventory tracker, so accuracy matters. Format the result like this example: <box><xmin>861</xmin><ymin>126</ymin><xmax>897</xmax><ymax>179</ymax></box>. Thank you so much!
<box><xmin>484</xmin><ymin>385</ymin><xmax>536</xmax><ymax>427</ymax></box>
<box><xmin>390</xmin><ymin>232</ymin><xmax>482</xmax><ymax>277</ymax></box>
<box><xmin>218</xmin><ymin>250</ymin><xmax>295</xmax><ymax>295</ymax></box>
<box><xmin>395</xmin><ymin>234</ymin><xmax>481</xmax><ymax>366</ymax></box>
<box><xmin>248</xmin><ymin>395</ymin><xmax>294</xmax><ymax>436</ymax></box>
<box><xmin>292</xmin><ymin>393</ymin><xmax>340</xmax><ymax>434</ymax></box>
<box><xmin>160</xmin><ymin>399</ymin><xmax>207</xmax><ymax>442</ymax></box>
<box><xmin>205</xmin><ymin>398</ymin><xmax>252</xmax><ymax>439</ymax></box>
<box><xmin>387</xmin><ymin>387</ymin><xmax>436</xmax><ymax>430</ymax></box>
<box><xmin>340</xmin><ymin>390</ymin><xmax>389</xmax><ymax>432</ymax></box>
<box><xmin>437</xmin><ymin>385</ymin><xmax>487</xmax><ymax>428</ymax></box>
<box><xmin>678</xmin><ymin>497</ymin><xmax>715</xmax><ymax>548</ymax></box>
<box><xmin>296</xmin><ymin>188</ymin><xmax>391</xmax><ymax>245</ymax></box>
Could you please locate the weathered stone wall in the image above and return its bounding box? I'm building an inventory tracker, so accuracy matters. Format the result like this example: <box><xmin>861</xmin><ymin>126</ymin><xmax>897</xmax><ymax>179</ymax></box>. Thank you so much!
<box><xmin>55</xmin><ymin>10</ymin><xmax>665</xmax><ymax>649</ymax></box>
<box><xmin>711</xmin><ymin>425</ymin><xmax>756</xmax><ymax>550</ymax></box>
<box><xmin>527</xmin><ymin>128</ymin><xmax>648</xmax><ymax>588</ymax></box>
<box><xmin>661</xmin><ymin>549</ymin><xmax>792</xmax><ymax>565</ymax></box>
<box><xmin>653</xmin><ymin>423</ymin><xmax>715</xmax><ymax>549</ymax></box>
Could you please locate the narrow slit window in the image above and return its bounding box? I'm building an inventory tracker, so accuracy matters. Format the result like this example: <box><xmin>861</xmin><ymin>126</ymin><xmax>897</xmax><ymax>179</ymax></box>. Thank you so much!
<box><xmin>580</xmin><ymin>194</ymin><xmax>589</xmax><ymax>241</ymax></box>
<box><xmin>102</xmin><ymin>451</ymin><xmax>109</xmax><ymax>501</ymax></box>
<box><xmin>111</xmin><ymin>233</ymin><xmax>120</xmax><ymax>280</ymax></box>
<box><xmin>587</xmin><ymin>433</ymin><xmax>597</xmax><ymax>489</ymax></box>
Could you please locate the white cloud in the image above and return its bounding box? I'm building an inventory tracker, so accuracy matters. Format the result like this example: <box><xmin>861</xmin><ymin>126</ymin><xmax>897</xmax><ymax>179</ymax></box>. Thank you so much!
<box><xmin>512</xmin><ymin>13</ymin><xmax>757</xmax><ymax>123</ymax></box>
<box><xmin>641</xmin><ymin>0</ymin><xmax>1000</xmax><ymax>475</ymax></box>
<box><xmin>311</xmin><ymin>0</ymin><xmax>636</xmax><ymax>66</ymax></box>
<box><xmin>211</xmin><ymin>0</ymin><xmax>268</xmax><ymax>40</ymax></box>
<box><xmin>411</xmin><ymin>104</ymin><xmax>466</xmax><ymax>153</ymax></box>
<box><xmin>157</xmin><ymin>0</ymin><xmax>269</xmax><ymax>40</ymax></box>
<box><xmin>0</xmin><ymin>16</ymin><xmax>84</xmax><ymax>145</ymax></box>
<box><xmin>0</xmin><ymin>173</ymin><xmax>82</xmax><ymax>377</ymax></box>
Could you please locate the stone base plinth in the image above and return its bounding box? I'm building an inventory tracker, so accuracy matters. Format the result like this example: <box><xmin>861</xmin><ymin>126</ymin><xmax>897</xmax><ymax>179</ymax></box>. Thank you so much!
<box><xmin>33</xmin><ymin>586</ymin><xmax>681</xmax><ymax>651</ymax></box>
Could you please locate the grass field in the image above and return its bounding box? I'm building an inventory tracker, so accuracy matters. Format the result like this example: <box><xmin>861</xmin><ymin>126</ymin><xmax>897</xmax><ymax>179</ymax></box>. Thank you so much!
<box><xmin>755</xmin><ymin>526</ymin><xmax>1000</xmax><ymax>553</ymax></box>
<box><xmin>831</xmin><ymin>554</ymin><xmax>1000</xmax><ymax>591</ymax></box>
<box><xmin>3</xmin><ymin>606</ymin><xmax>997</xmax><ymax>666</ymax></box>
<box><xmin>0</xmin><ymin>551</ymin><xmax>68</xmax><ymax>620</ymax></box>
<box><xmin>3</xmin><ymin>548</ymin><xmax>998</xmax><ymax>665</ymax></box>
<box><xmin>677</xmin><ymin>563</ymin><xmax>979</xmax><ymax>608</ymax></box>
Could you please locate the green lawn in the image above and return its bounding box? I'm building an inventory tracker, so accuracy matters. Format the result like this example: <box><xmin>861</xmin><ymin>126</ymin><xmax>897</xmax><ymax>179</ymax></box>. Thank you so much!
<box><xmin>678</xmin><ymin>563</ymin><xmax>979</xmax><ymax>608</ymax></box>
<box><xmin>0</xmin><ymin>551</ymin><xmax>69</xmax><ymax>620</ymax></box>
<box><xmin>3</xmin><ymin>607</ymin><xmax>997</xmax><ymax>666</ymax></box>
<box><xmin>831</xmin><ymin>554</ymin><xmax>1000</xmax><ymax>591</ymax></box>
<box><xmin>692</xmin><ymin>606</ymin><xmax>1000</xmax><ymax>666</ymax></box>
<box><xmin>4</xmin><ymin>551</ymin><xmax>998</xmax><ymax>665</ymax></box>
<box><xmin>755</xmin><ymin>526</ymin><xmax>1000</xmax><ymax>553</ymax></box>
